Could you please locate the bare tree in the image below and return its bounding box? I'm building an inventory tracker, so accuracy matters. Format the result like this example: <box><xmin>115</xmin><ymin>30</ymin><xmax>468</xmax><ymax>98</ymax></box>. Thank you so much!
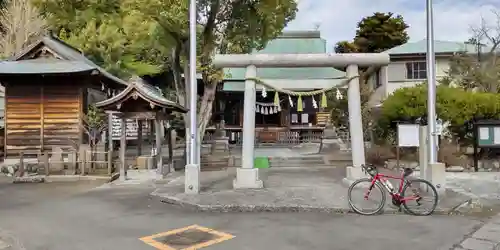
<box><xmin>445</xmin><ymin>10</ymin><xmax>500</xmax><ymax>92</ymax></box>
<box><xmin>471</xmin><ymin>11</ymin><xmax>500</xmax><ymax>53</ymax></box>
<box><xmin>0</xmin><ymin>0</ymin><xmax>46</xmax><ymax>58</ymax></box>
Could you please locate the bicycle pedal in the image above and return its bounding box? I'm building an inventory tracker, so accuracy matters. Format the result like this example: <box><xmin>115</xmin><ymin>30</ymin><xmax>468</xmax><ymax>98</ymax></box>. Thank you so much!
<box><xmin>415</xmin><ymin>197</ymin><xmax>422</xmax><ymax>206</ymax></box>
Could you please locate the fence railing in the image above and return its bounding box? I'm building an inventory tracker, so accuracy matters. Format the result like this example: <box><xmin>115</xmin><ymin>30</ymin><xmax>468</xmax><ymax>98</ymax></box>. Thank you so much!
<box><xmin>80</xmin><ymin>149</ymin><xmax>112</xmax><ymax>175</ymax></box>
<box><xmin>203</xmin><ymin>130</ymin><xmax>323</xmax><ymax>146</ymax></box>
<box><xmin>16</xmin><ymin>149</ymin><xmax>115</xmax><ymax>176</ymax></box>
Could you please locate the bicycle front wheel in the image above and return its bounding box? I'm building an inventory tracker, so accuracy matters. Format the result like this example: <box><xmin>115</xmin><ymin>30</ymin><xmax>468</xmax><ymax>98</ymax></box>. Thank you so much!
<box><xmin>402</xmin><ymin>178</ymin><xmax>438</xmax><ymax>216</ymax></box>
<box><xmin>347</xmin><ymin>178</ymin><xmax>386</xmax><ymax>215</ymax></box>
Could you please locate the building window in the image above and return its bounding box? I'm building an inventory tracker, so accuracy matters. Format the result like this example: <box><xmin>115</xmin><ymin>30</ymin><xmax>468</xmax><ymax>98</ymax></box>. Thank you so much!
<box><xmin>301</xmin><ymin>114</ymin><xmax>309</xmax><ymax>124</ymax></box>
<box><xmin>290</xmin><ymin>113</ymin><xmax>316</xmax><ymax>125</ymax></box>
<box><xmin>406</xmin><ymin>62</ymin><xmax>427</xmax><ymax>79</ymax></box>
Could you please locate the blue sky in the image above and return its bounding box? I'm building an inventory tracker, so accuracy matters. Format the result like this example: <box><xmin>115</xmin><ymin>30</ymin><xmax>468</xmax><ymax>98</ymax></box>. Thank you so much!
<box><xmin>286</xmin><ymin>0</ymin><xmax>500</xmax><ymax>51</ymax></box>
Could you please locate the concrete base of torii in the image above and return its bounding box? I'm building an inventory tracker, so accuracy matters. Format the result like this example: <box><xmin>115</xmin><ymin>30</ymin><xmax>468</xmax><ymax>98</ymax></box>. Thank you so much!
<box><xmin>204</xmin><ymin>53</ymin><xmax>390</xmax><ymax>192</ymax></box>
<box><xmin>233</xmin><ymin>168</ymin><xmax>263</xmax><ymax>189</ymax></box>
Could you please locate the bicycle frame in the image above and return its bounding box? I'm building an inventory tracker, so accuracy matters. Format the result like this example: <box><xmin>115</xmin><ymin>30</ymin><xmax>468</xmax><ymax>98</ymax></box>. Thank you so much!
<box><xmin>366</xmin><ymin>172</ymin><xmax>419</xmax><ymax>203</ymax></box>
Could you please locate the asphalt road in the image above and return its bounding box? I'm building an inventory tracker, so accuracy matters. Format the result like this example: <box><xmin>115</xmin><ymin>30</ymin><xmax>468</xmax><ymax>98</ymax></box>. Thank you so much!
<box><xmin>0</xmin><ymin>177</ymin><xmax>485</xmax><ymax>250</ymax></box>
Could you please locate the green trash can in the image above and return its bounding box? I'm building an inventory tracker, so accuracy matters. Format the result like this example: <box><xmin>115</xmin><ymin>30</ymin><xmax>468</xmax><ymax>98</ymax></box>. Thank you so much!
<box><xmin>254</xmin><ymin>157</ymin><xmax>270</xmax><ymax>169</ymax></box>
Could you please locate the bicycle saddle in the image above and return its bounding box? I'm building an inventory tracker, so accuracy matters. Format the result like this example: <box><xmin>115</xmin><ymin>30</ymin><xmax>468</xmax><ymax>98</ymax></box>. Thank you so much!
<box><xmin>362</xmin><ymin>164</ymin><xmax>378</xmax><ymax>176</ymax></box>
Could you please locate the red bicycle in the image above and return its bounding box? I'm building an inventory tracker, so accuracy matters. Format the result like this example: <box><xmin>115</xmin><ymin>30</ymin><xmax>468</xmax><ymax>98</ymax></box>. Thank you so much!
<box><xmin>347</xmin><ymin>164</ymin><xmax>438</xmax><ymax>216</ymax></box>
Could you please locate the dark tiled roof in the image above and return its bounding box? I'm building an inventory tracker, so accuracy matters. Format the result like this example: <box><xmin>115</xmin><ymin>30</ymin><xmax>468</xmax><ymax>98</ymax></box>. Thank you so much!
<box><xmin>96</xmin><ymin>76</ymin><xmax>187</xmax><ymax>113</ymax></box>
<box><xmin>11</xmin><ymin>34</ymin><xmax>128</xmax><ymax>86</ymax></box>
<box><xmin>0</xmin><ymin>58</ymin><xmax>96</xmax><ymax>74</ymax></box>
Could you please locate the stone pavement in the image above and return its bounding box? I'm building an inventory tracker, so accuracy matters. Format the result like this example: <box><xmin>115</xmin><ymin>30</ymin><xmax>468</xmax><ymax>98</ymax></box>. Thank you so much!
<box><xmin>151</xmin><ymin>167</ymin><xmax>493</xmax><ymax>215</ymax></box>
<box><xmin>446</xmin><ymin>172</ymin><xmax>500</xmax><ymax>203</ymax></box>
<box><xmin>98</xmin><ymin>169</ymin><xmax>179</xmax><ymax>187</ymax></box>
<box><xmin>0</xmin><ymin>229</ymin><xmax>24</xmax><ymax>250</ymax></box>
<box><xmin>0</xmin><ymin>239</ymin><xmax>9</xmax><ymax>250</ymax></box>
<box><xmin>444</xmin><ymin>172</ymin><xmax>500</xmax><ymax>217</ymax></box>
<box><xmin>448</xmin><ymin>214</ymin><xmax>500</xmax><ymax>250</ymax></box>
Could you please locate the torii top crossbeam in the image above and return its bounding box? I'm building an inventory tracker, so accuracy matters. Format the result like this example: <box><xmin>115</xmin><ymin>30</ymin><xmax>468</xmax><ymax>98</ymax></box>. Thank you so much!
<box><xmin>212</xmin><ymin>53</ymin><xmax>390</xmax><ymax>68</ymax></box>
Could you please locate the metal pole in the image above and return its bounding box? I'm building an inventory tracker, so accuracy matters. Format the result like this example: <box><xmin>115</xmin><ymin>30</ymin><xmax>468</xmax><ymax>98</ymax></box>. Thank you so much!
<box><xmin>188</xmin><ymin>0</ymin><xmax>197</xmax><ymax>164</ymax></box>
<box><xmin>426</xmin><ymin>0</ymin><xmax>437</xmax><ymax>163</ymax></box>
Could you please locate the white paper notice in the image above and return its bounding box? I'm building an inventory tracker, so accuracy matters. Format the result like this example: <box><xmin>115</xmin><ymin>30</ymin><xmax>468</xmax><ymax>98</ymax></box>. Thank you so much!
<box><xmin>494</xmin><ymin>127</ymin><xmax>500</xmax><ymax>144</ymax></box>
<box><xmin>397</xmin><ymin>124</ymin><xmax>419</xmax><ymax>147</ymax></box>
<box><xmin>479</xmin><ymin>127</ymin><xmax>490</xmax><ymax>140</ymax></box>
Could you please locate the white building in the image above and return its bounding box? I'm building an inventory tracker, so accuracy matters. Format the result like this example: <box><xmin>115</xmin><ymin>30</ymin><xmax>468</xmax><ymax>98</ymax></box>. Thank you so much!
<box><xmin>374</xmin><ymin>40</ymin><xmax>481</xmax><ymax>103</ymax></box>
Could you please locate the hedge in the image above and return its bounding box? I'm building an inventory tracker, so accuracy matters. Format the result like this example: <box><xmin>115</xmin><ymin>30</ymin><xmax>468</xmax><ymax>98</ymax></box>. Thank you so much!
<box><xmin>376</xmin><ymin>84</ymin><xmax>500</xmax><ymax>145</ymax></box>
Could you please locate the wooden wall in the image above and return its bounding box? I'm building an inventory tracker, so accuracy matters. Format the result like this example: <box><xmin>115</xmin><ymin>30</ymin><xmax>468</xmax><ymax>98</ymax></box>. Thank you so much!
<box><xmin>6</xmin><ymin>85</ymin><xmax>42</xmax><ymax>156</ymax></box>
<box><xmin>43</xmin><ymin>85</ymin><xmax>82</xmax><ymax>151</ymax></box>
<box><xmin>5</xmin><ymin>84</ymin><xmax>82</xmax><ymax>157</ymax></box>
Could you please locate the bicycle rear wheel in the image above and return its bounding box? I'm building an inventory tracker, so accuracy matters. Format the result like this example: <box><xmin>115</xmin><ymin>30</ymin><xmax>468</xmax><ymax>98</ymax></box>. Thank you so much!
<box><xmin>402</xmin><ymin>178</ymin><xmax>438</xmax><ymax>216</ymax></box>
<box><xmin>347</xmin><ymin>178</ymin><xmax>386</xmax><ymax>215</ymax></box>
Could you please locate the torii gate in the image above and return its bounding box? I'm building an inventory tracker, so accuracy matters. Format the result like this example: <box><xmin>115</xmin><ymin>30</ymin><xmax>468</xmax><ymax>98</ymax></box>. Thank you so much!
<box><xmin>185</xmin><ymin>53</ymin><xmax>390</xmax><ymax>193</ymax></box>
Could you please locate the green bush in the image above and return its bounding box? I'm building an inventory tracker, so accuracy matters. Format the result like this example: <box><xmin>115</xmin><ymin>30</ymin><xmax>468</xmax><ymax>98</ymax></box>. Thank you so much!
<box><xmin>376</xmin><ymin>84</ymin><xmax>500</xmax><ymax>145</ymax></box>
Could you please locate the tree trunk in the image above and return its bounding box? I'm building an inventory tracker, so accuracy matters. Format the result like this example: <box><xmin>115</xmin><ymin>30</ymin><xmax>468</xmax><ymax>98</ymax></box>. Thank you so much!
<box><xmin>171</xmin><ymin>44</ymin><xmax>185</xmax><ymax>107</ymax></box>
<box><xmin>171</xmin><ymin>38</ymin><xmax>219</xmax><ymax>166</ymax></box>
<box><xmin>170</xmin><ymin>44</ymin><xmax>189</xmax><ymax>168</ymax></box>
<box><xmin>197</xmin><ymin>82</ymin><xmax>217</xmax><ymax>139</ymax></box>
<box><xmin>171</xmin><ymin>44</ymin><xmax>188</xmax><ymax>133</ymax></box>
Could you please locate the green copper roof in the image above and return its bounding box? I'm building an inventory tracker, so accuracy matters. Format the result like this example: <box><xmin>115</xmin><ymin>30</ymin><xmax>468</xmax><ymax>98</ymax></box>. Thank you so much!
<box><xmin>0</xmin><ymin>59</ymin><xmax>96</xmax><ymax>74</ymax></box>
<box><xmin>224</xmin><ymin>31</ymin><xmax>345</xmax><ymax>80</ymax></box>
<box><xmin>385</xmin><ymin>40</ymin><xmax>487</xmax><ymax>55</ymax></box>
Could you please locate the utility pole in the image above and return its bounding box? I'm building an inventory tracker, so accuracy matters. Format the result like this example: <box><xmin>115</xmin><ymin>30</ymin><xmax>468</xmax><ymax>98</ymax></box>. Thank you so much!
<box><xmin>185</xmin><ymin>0</ymin><xmax>200</xmax><ymax>194</ymax></box>
<box><xmin>426</xmin><ymin>0</ymin><xmax>438</xmax><ymax>164</ymax></box>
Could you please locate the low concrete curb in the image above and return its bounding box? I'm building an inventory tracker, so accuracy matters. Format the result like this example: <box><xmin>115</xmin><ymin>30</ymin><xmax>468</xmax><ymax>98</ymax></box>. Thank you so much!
<box><xmin>151</xmin><ymin>190</ymin><xmax>466</xmax><ymax>216</ymax></box>
<box><xmin>11</xmin><ymin>175</ymin><xmax>112</xmax><ymax>184</ymax></box>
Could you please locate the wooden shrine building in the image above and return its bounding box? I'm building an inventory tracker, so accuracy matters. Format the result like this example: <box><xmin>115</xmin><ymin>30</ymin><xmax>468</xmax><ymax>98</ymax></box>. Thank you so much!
<box><xmin>0</xmin><ymin>34</ymin><xmax>127</xmax><ymax>158</ymax></box>
<box><xmin>210</xmin><ymin>31</ymin><xmax>350</xmax><ymax>143</ymax></box>
<box><xmin>95</xmin><ymin>76</ymin><xmax>187</xmax><ymax>179</ymax></box>
<box><xmin>96</xmin><ymin>76</ymin><xmax>187</xmax><ymax>115</ymax></box>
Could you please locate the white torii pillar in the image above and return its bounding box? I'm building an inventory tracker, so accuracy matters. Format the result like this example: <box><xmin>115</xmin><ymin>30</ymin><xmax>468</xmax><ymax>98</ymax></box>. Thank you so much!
<box><xmin>213</xmin><ymin>53</ymin><xmax>390</xmax><ymax>189</ymax></box>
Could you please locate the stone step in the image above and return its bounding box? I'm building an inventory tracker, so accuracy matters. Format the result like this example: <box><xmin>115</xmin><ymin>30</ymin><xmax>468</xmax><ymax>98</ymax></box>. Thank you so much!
<box><xmin>200</xmin><ymin>155</ymin><xmax>232</xmax><ymax>171</ymax></box>
<box><xmin>270</xmin><ymin>164</ymin><xmax>331</xmax><ymax>168</ymax></box>
<box><xmin>187</xmin><ymin>152</ymin><xmax>353</xmax><ymax>169</ymax></box>
<box><xmin>269</xmin><ymin>163</ymin><xmax>328</xmax><ymax>166</ymax></box>
<box><xmin>230</xmin><ymin>156</ymin><xmax>351</xmax><ymax>164</ymax></box>
<box><xmin>270</xmin><ymin>159</ymin><xmax>326</xmax><ymax>164</ymax></box>
<box><xmin>272</xmin><ymin>156</ymin><xmax>330</xmax><ymax>168</ymax></box>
